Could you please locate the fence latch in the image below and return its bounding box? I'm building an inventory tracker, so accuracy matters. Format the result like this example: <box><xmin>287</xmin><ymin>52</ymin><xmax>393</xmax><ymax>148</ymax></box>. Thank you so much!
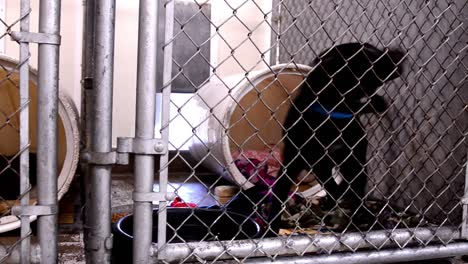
<box><xmin>132</xmin><ymin>191</ymin><xmax>176</xmax><ymax>202</ymax></box>
<box><xmin>116</xmin><ymin>137</ymin><xmax>167</xmax><ymax>155</ymax></box>
<box><xmin>81</xmin><ymin>151</ymin><xmax>129</xmax><ymax>165</ymax></box>
<box><xmin>116</xmin><ymin>137</ymin><xmax>172</xmax><ymax>202</ymax></box>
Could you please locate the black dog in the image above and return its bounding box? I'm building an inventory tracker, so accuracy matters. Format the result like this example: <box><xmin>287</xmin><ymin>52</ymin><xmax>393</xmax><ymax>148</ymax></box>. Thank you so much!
<box><xmin>265</xmin><ymin>42</ymin><xmax>405</xmax><ymax>232</ymax></box>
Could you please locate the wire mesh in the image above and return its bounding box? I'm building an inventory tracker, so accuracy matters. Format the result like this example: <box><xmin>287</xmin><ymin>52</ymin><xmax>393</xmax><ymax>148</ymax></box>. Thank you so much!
<box><xmin>152</xmin><ymin>0</ymin><xmax>467</xmax><ymax>263</ymax></box>
<box><xmin>0</xmin><ymin>1</ymin><xmax>35</xmax><ymax>262</ymax></box>
<box><xmin>0</xmin><ymin>0</ymin><xmax>62</xmax><ymax>262</ymax></box>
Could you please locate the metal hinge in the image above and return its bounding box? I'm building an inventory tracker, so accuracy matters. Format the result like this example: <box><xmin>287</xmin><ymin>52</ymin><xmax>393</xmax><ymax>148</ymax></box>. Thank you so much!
<box><xmin>81</xmin><ymin>137</ymin><xmax>167</xmax><ymax>176</ymax></box>
<box><xmin>117</xmin><ymin>137</ymin><xmax>167</xmax><ymax>155</ymax></box>
<box><xmin>81</xmin><ymin>150</ymin><xmax>129</xmax><ymax>165</ymax></box>
<box><xmin>117</xmin><ymin>136</ymin><xmax>173</xmax><ymax>202</ymax></box>
<box><xmin>132</xmin><ymin>191</ymin><xmax>175</xmax><ymax>202</ymax></box>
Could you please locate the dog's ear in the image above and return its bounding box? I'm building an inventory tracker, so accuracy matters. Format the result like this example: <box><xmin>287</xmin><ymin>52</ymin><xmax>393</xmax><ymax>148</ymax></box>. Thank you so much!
<box><xmin>362</xmin><ymin>43</ymin><xmax>405</xmax><ymax>81</ymax></box>
<box><xmin>305</xmin><ymin>42</ymin><xmax>404</xmax><ymax>103</ymax></box>
<box><xmin>304</xmin><ymin>43</ymin><xmax>365</xmax><ymax>102</ymax></box>
<box><xmin>310</xmin><ymin>43</ymin><xmax>361</xmax><ymax>78</ymax></box>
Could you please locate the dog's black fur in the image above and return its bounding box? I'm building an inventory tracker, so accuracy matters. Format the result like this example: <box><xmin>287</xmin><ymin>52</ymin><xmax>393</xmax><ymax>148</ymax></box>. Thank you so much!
<box><xmin>266</xmin><ymin>42</ymin><xmax>405</xmax><ymax>232</ymax></box>
<box><xmin>0</xmin><ymin>153</ymin><xmax>37</xmax><ymax>200</ymax></box>
<box><xmin>227</xmin><ymin>42</ymin><xmax>405</xmax><ymax>234</ymax></box>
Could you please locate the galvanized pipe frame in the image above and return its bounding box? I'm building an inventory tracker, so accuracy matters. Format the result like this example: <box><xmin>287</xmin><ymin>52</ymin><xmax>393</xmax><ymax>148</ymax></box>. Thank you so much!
<box><xmin>243</xmin><ymin>242</ymin><xmax>468</xmax><ymax>264</ymax></box>
<box><xmin>132</xmin><ymin>0</ymin><xmax>160</xmax><ymax>263</ymax></box>
<box><xmin>81</xmin><ymin>0</ymin><xmax>97</xmax><ymax>262</ymax></box>
<box><xmin>462</xmin><ymin>153</ymin><xmax>468</xmax><ymax>239</ymax></box>
<box><xmin>151</xmin><ymin>1</ymin><xmax>467</xmax><ymax>263</ymax></box>
<box><xmin>80</xmin><ymin>0</ymin><xmax>96</xmax><ymax>262</ymax></box>
<box><xmin>19</xmin><ymin>0</ymin><xmax>31</xmax><ymax>263</ymax></box>
<box><xmin>76</xmin><ymin>0</ymin><xmax>468</xmax><ymax>263</ymax></box>
<box><xmin>153</xmin><ymin>226</ymin><xmax>462</xmax><ymax>262</ymax></box>
<box><xmin>80</xmin><ymin>0</ymin><xmax>96</xmax><ymax>151</ymax></box>
<box><xmin>157</xmin><ymin>0</ymin><xmax>175</xmax><ymax>260</ymax></box>
<box><xmin>87</xmin><ymin>0</ymin><xmax>116</xmax><ymax>262</ymax></box>
<box><xmin>36</xmin><ymin>0</ymin><xmax>61</xmax><ymax>263</ymax></box>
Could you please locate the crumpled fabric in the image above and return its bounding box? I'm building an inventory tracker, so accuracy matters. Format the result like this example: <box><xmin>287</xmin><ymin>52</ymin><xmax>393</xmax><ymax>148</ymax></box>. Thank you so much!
<box><xmin>234</xmin><ymin>158</ymin><xmax>275</xmax><ymax>187</ymax></box>
<box><xmin>232</xmin><ymin>148</ymin><xmax>282</xmax><ymax>178</ymax></box>
<box><xmin>233</xmin><ymin>155</ymin><xmax>303</xmax><ymax>229</ymax></box>
<box><xmin>170</xmin><ymin>196</ymin><xmax>197</xmax><ymax>208</ymax></box>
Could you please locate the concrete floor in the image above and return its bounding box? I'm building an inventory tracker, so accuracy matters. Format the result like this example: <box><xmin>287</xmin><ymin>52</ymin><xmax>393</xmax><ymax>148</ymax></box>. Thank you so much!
<box><xmin>111</xmin><ymin>173</ymin><xmax>217</xmax><ymax>209</ymax></box>
<box><xmin>1</xmin><ymin>172</ymin><xmax>466</xmax><ymax>263</ymax></box>
<box><xmin>0</xmin><ymin>172</ymin><xmax>221</xmax><ymax>264</ymax></box>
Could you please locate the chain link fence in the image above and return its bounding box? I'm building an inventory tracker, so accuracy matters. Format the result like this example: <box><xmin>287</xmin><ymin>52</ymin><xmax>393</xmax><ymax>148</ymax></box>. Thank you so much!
<box><xmin>0</xmin><ymin>2</ymin><xmax>35</xmax><ymax>262</ymax></box>
<box><xmin>134</xmin><ymin>0</ymin><xmax>468</xmax><ymax>263</ymax></box>
<box><xmin>274</xmin><ymin>0</ymin><xmax>467</xmax><ymax>226</ymax></box>
<box><xmin>0</xmin><ymin>0</ymin><xmax>61</xmax><ymax>263</ymax></box>
<box><xmin>85</xmin><ymin>0</ymin><xmax>468</xmax><ymax>263</ymax></box>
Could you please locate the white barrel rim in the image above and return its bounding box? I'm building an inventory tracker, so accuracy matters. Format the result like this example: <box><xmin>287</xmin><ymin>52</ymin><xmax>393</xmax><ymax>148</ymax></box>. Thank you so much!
<box><xmin>221</xmin><ymin>63</ymin><xmax>312</xmax><ymax>189</ymax></box>
<box><xmin>0</xmin><ymin>55</ymin><xmax>80</xmax><ymax>233</ymax></box>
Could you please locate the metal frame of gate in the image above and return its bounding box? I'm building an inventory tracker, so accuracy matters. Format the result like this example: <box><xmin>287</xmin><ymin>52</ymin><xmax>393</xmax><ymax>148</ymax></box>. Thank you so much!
<box><xmin>0</xmin><ymin>0</ymin><xmax>61</xmax><ymax>263</ymax></box>
<box><xmin>80</xmin><ymin>0</ymin><xmax>468</xmax><ymax>264</ymax></box>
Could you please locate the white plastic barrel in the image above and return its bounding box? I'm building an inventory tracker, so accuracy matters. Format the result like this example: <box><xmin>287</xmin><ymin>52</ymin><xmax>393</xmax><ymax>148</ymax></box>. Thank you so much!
<box><xmin>0</xmin><ymin>56</ymin><xmax>79</xmax><ymax>232</ymax></box>
<box><xmin>189</xmin><ymin>64</ymin><xmax>311</xmax><ymax>189</ymax></box>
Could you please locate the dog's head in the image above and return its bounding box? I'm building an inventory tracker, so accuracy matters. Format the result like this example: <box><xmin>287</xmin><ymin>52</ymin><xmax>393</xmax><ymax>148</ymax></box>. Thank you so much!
<box><xmin>305</xmin><ymin>42</ymin><xmax>405</xmax><ymax>98</ymax></box>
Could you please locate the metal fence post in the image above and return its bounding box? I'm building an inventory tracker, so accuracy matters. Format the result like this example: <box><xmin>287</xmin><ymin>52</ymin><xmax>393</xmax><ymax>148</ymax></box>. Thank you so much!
<box><xmin>153</xmin><ymin>226</ymin><xmax>461</xmax><ymax>262</ymax></box>
<box><xmin>462</xmin><ymin>153</ymin><xmax>468</xmax><ymax>238</ymax></box>
<box><xmin>133</xmin><ymin>0</ymin><xmax>159</xmax><ymax>262</ymax></box>
<box><xmin>243</xmin><ymin>243</ymin><xmax>468</xmax><ymax>264</ymax></box>
<box><xmin>144</xmin><ymin>0</ymin><xmax>467</xmax><ymax>263</ymax></box>
<box><xmin>19</xmin><ymin>0</ymin><xmax>31</xmax><ymax>263</ymax></box>
<box><xmin>157</xmin><ymin>0</ymin><xmax>174</xmax><ymax>260</ymax></box>
<box><xmin>80</xmin><ymin>1</ymin><xmax>96</xmax><ymax>147</ymax></box>
<box><xmin>37</xmin><ymin>0</ymin><xmax>61</xmax><ymax>262</ymax></box>
<box><xmin>80</xmin><ymin>0</ymin><xmax>96</xmax><ymax>261</ymax></box>
<box><xmin>87</xmin><ymin>0</ymin><xmax>116</xmax><ymax>262</ymax></box>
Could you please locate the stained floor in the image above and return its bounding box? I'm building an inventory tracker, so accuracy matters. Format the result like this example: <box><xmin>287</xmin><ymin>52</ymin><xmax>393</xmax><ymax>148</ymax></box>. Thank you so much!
<box><xmin>0</xmin><ymin>172</ymin><xmax>465</xmax><ymax>263</ymax></box>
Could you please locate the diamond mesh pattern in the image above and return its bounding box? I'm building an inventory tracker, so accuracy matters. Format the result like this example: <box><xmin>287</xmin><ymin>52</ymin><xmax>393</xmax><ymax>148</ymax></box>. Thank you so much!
<box><xmin>156</xmin><ymin>0</ymin><xmax>467</xmax><ymax>262</ymax></box>
<box><xmin>0</xmin><ymin>2</ymin><xmax>35</xmax><ymax>263</ymax></box>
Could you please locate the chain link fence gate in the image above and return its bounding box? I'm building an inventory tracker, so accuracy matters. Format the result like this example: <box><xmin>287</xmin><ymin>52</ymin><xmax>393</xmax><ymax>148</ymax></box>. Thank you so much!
<box><xmin>0</xmin><ymin>0</ymin><xmax>61</xmax><ymax>263</ymax></box>
<box><xmin>82</xmin><ymin>0</ymin><xmax>468</xmax><ymax>263</ymax></box>
<box><xmin>151</xmin><ymin>0</ymin><xmax>467</xmax><ymax>263</ymax></box>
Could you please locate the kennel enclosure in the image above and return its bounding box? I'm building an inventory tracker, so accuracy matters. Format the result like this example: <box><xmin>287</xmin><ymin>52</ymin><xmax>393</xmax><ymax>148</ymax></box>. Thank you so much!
<box><xmin>0</xmin><ymin>0</ymin><xmax>465</xmax><ymax>263</ymax></box>
<box><xmin>87</xmin><ymin>0</ymin><xmax>467</xmax><ymax>263</ymax></box>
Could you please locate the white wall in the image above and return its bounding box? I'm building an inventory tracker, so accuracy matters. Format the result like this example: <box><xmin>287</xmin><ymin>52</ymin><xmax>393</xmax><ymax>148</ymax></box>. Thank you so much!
<box><xmin>211</xmin><ymin>0</ymin><xmax>272</xmax><ymax>77</ymax></box>
<box><xmin>3</xmin><ymin>0</ymin><xmax>272</xmax><ymax>147</ymax></box>
<box><xmin>112</xmin><ymin>0</ymin><xmax>139</xmax><ymax>147</ymax></box>
<box><xmin>169</xmin><ymin>0</ymin><xmax>273</xmax><ymax>149</ymax></box>
<box><xmin>4</xmin><ymin>0</ymin><xmax>83</xmax><ymax>112</ymax></box>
